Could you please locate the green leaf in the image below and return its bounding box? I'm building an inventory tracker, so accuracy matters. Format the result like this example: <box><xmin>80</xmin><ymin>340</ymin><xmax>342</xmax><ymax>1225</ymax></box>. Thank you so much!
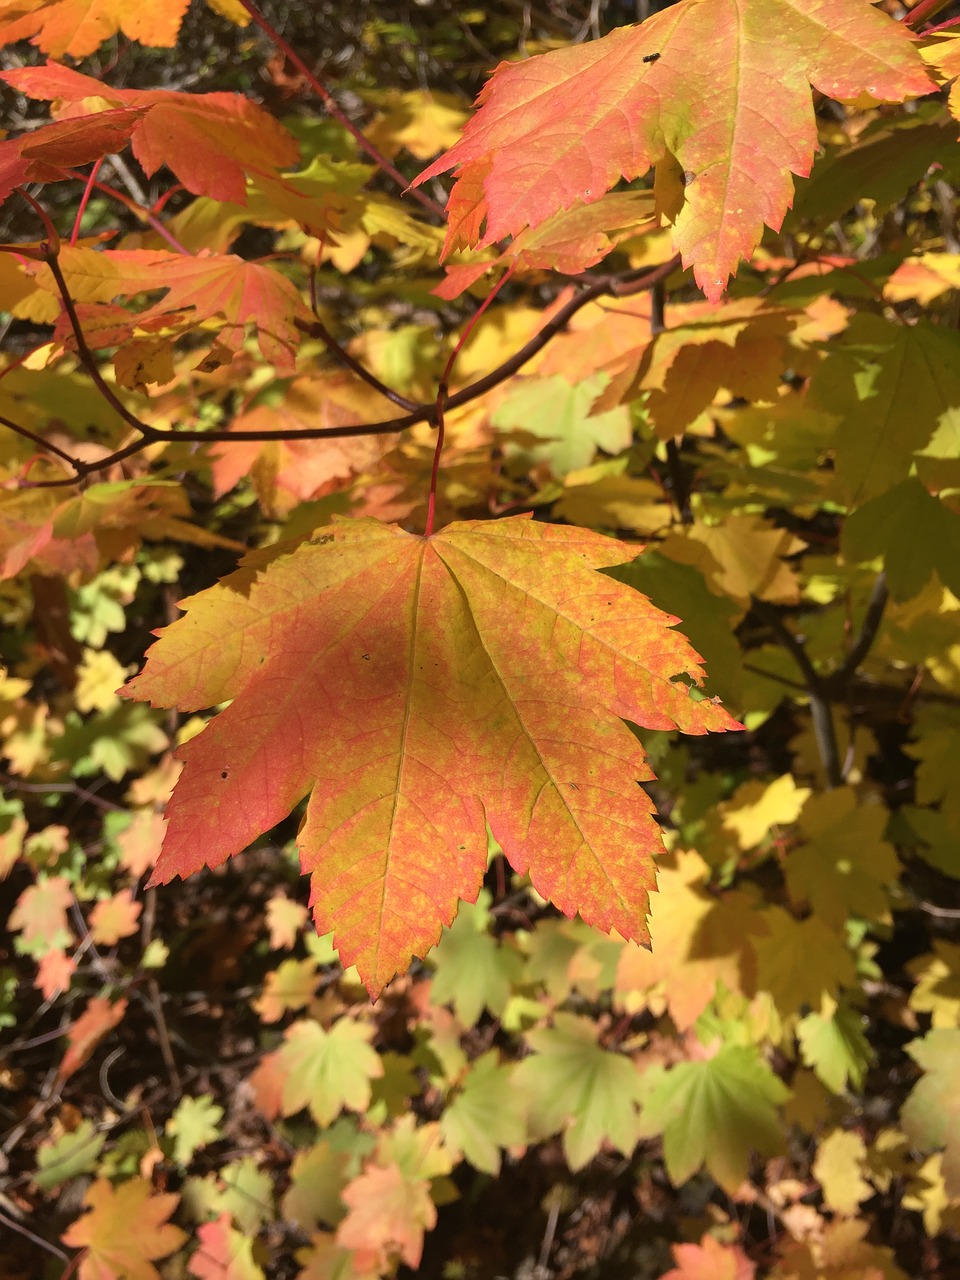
<box><xmin>216</xmin><ymin>1157</ymin><xmax>275</xmax><ymax>1233</ymax></box>
<box><xmin>165</xmin><ymin>1093</ymin><xmax>224</xmax><ymax>1166</ymax></box>
<box><xmin>514</xmin><ymin>1013</ymin><xmax>642</xmax><ymax>1171</ymax></box>
<box><xmin>440</xmin><ymin>1051</ymin><xmax>528</xmax><ymax>1175</ymax></box>
<box><xmin>429</xmin><ymin>896</ymin><xmax>524</xmax><ymax>1027</ymax></box>
<box><xmin>901</xmin><ymin>1028</ymin><xmax>960</xmax><ymax>1196</ymax></box>
<box><xmin>797</xmin><ymin>998</ymin><xmax>873</xmax><ymax>1094</ymax></box>
<box><xmin>842</xmin><ymin>478</ymin><xmax>960</xmax><ymax>602</ymax></box>
<box><xmin>493</xmin><ymin>374</ymin><xmax>631</xmax><ymax>477</ymax></box>
<box><xmin>281</xmin><ymin>1140</ymin><xmax>352</xmax><ymax>1232</ymax></box>
<box><xmin>275</xmin><ymin>1018</ymin><xmax>384</xmax><ymax>1126</ymax></box>
<box><xmin>605</xmin><ymin>551</ymin><xmax>743</xmax><ymax>706</ymax></box>
<box><xmin>637</xmin><ymin>1044</ymin><xmax>789</xmax><ymax>1192</ymax></box>
<box><xmin>34</xmin><ymin>1119</ymin><xmax>105</xmax><ymax>1191</ymax></box>
<box><xmin>808</xmin><ymin>314</ymin><xmax>960</xmax><ymax>504</ymax></box>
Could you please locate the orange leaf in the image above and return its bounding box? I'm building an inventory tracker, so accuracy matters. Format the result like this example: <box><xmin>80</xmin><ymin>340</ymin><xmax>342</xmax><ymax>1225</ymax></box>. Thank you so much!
<box><xmin>9</xmin><ymin>874</ymin><xmax>73</xmax><ymax>953</ymax></box>
<box><xmin>337</xmin><ymin>1162</ymin><xmax>436</xmax><ymax>1271</ymax></box>
<box><xmin>188</xmin><ymin>1214</ymin><xmax>264</xmax><ymax>1280</ymax></box>
<box><xmin>59</xmin><ymin>995</ymin><xmax>127</xmax><ymax>1080</ymax></box>
<box><xmin>415</xmin><ymin>0</ymin><xmax>933</xmax><ymax>299</ymax></box>
<box><xmin>662</xmin><ymin>1235</ymin><xmax>756</xmax><ymax>1280</ymax></box>
<box><xmin>36</xmin><ymin>947</ymin><xmax>76</xmax><ymax>999</ymax></box>
<box><xmin>0</xmin><ymin>0</ymin><xmax>191</xmax><ymax>59</ymax></box>
<box><xmin>38</xmin><ymin>246</ymin><xmax>307</xmax><ymax>371</ymax></box>
<box><xmin>3</xmin><ymin>62</ymin><xmax>299</xmax><ymax>203</ymax></box>
<box><xmin>89</xmin><ymin>887</ymin><xmax>142</xmax><ymax>945</ymax></box>
<box><xmin>61</xmin><ymin>1177</ymin><xmax>186</xmax><ymax>1279</ymax></box>
<box><xmin>123</xmin><ymin>515</ymin><xmax>739</xmax><ymax>995</ymax></box>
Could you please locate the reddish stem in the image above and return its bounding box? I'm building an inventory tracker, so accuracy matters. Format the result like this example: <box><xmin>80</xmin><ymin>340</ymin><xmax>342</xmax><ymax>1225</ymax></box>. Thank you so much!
<box><xmin>903</xmin><ymin>0</ymin><xmax>953</xmax><ymax>28</ymax></box>
<box><xmin>425</xmin><ymin>265</ymin><xmax>516</xmax><ymax>537</ymax></box>
<box><xmin>70</xmin><ymin>159</ymin><xmax>103</xmax><ymax>246</ymax></box>
<box><xmin>15</xmin><ymin>188</ymin><xmax>60</xmax><ymax>254</ymax></box>
<box><xmin>230</xmin><ymin>0</ymin><xmax>446</xmax><ymax>221</ymax></box>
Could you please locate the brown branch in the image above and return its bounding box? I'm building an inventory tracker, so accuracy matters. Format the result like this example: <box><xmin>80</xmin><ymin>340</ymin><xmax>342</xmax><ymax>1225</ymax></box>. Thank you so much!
<box><xmin>231</xmin><ymin>0</ymin><xmax>446</xmax><ymax>221</ymax></box>
<box><xmin>12</xmin><ymin>257</ymin><xmax>682</xmax><ymax>486</ymax></box>
<box><xmin>750</xmin><ymin>572</ymin><xmax>892</xmax><ymax>790</ymax></box>
<box><xmin>831</xmin><ymin>572</ymin><xmax>889</xmax><ymax>689</ymax></box>
<box><xmin>297</xmin><ymin>317</ymin><xmax>420</xmax><ymax>413</ymax></box>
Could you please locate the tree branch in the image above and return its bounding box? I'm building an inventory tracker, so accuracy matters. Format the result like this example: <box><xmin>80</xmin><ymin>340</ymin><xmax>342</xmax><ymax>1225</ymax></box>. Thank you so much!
<box><xmin>12</xmin><ymin>255</ymin><xmax>682</xmax><ymax>486</ymax></box>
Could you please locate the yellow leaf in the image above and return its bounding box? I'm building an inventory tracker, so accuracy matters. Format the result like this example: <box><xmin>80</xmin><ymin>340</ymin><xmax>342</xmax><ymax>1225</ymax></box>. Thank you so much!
<box><xmin>75</xmin><ymin>649</ymin><xmax>132</xmax><ymax>714</ymax></box>
<box><xmin>813</xmin><ymin>1128</ymin><xmax>871</xmax><ymax>1216</ymax></box>
<box><xmin>720</xmin><ymin>774</ymin><xmax>810</xmax><ymax>850</ymax></box>
<box><xmin>661</xmin><ymin>515</ymin><xmax>805</xmax><ymax>611</ymax></box>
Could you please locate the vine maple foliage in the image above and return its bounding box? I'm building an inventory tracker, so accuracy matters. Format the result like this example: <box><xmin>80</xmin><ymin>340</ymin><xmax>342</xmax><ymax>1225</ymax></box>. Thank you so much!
<box><xmin>3</xmin><ymin>0</ymin><xmax>960</xmax><ymax>1275</ymax></box>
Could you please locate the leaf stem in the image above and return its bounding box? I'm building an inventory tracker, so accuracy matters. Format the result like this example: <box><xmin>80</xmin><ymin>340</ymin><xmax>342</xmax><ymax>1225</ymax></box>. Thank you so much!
<box><xmin>230</xmin><ymin>0</ymin><xmax>446</xmax><ymax>220</ymax></box>
<box><xmin>902</xmin><ymin>0</ymin><xmax>954</xmax><ymax>29</ymax></box>
<box><xmin>69</xmin><ymin>159</ymin><xmax>103</xmax><ymax>246</ymax></box>
<box><xmin>425</xmin><ymin>264</ymin><xmax>516</xmax><ymax>536</ymax></box>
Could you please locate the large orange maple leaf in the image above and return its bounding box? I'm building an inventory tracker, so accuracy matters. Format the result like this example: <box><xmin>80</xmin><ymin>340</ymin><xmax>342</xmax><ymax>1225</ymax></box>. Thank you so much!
<box><xmin>415</xmin><ymin>0</ymin><xmax>933</xmax><ymax>300</ymax></box>
<box><xmin>123</xmin><ymin>516</ymin><xmax>739</xmax><ymax>994</ymax></box>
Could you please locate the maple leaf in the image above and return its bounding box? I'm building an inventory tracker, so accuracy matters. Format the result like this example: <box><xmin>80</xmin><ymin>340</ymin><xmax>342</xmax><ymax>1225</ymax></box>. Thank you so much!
<box><xmin>123</xmin><ymin>515</ymin><xmax>738</xmax><ymax>994</ymax></box>
<box><xmin>514</xmin><ymin>1012</ymin><xmax>642</xmax><ymax>1170</ymax></box>
<box><xmin>265</xmin><ymin>893</ymin><xmax>309</xmax><ymax>949</ymax></box>
<box><xmin>3</xmin><ymin>62</ymin><xmax>300</xmax><ymax>204</ymax></box>
<box><xmin>637</xmin><ymin>1044</ymin><xmax>789</xmax><ymax>1192</ymax></box>
<box><xmin>0</xmin><ymin>107</ymin><xmax>146</xmax><ymax>204</ymax></box>
<box><xmin>797</xmin><ymin>996</ymin><xmax>873</xmax><ymax>1094</ymax></box>
<box><xmin>901</xmin><ymin>1029</ymin><xmax>960</xmax><ymax>1197</ymax></box>
<box><xmin>614</xmin><ymin>848</ymin><xmax>762</xmax><ymax>1030</ymax></box>
<box><xmin>89</xmin><ymin>886</ymin><xmax>142</xmax><ymax>945</ymax></box>
<box><xmin>0</xmin><ymin>0</ymin><xmax>192</xmax><ymax>59</ymax></box>
<box><xmin>34</xmin><ymin>1118</ymin><xmax>105</xmax><ymax>1191</ymax></box>
<box><xmin>754</xmin><ymin>908</ymin><xmax>857</xmax><ymax>1018</ymax></box>
<box><xmin>188</xmin><ymin>1214</ymin><xmax>265</xmax><ymax>1280</ymax></box>
<box><xmin>414</xmin><ymin>0</ymin><xmax>932</xmax><ymax>300</ymax></box>
<box><xmin>439</xmin><ymin>1050</ymin><xmax>527</xmax><ymax>1176</ymax></box>
<box><xmin>813</xmin><ymin>1128</ymin><xmax>872</xmax><ymax>1216</ymax></box>
<box><xmin>429</xmin><ymin>895</ymin><xmax>523</xmax><ymax>1026</ymax></box>
<box><xmin>9</xmin><ymin>873</ymin><xmax>73</xmax><ymax>954</ymax></box>
<box><xmin>337</xmin><ymin>1161</ymin><xmax>436</xmax><ymax>1271</ymax></box>
<box><xmin>662</xmin><ymin>1235</ymin><xmax>756</xmax><ymax>1280</ymax></box>
<box><xmin>251</xmin><ymin>1017</ymin><xmax>384</xmax><ymax>1126</ymax></box>
<box><xmin>61</xmin><ymin>1177</ymin><xmax>186</xmax><ymax>1280</ymax></box>
<box><xmin>282</xmin><ymin>1141</ymin><xmax>352</xmax><ymax>1233</ymax></box>
<box><xmin>35</xmin><ymin>246</ymin><xmax>307</xmax><ymax>372</ymax></box>
<box><xmin>808</xmin><ymin>314</ymin><xmax>960</xmax><ymax>504</ymax></box>
<box><xmin>59</xmin><ymin>994</ymin><xmax>127</xmax><ymax>1079</ymax></box>
<box><xmin>166</xmin><ymin>1093</ymin><xmax>224</xmax><ymax>1166</ymax></box>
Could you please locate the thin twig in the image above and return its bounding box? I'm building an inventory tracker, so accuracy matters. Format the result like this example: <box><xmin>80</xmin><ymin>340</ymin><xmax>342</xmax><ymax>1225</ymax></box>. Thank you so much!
<box><xmin>231</xmin><ymin>0</ymin><xmax>446</xmax><ymax>220</ymax></box>
<box><xmin>298</xmin><ymin>315</ymin><xmax>420</xmax><ymax>413</ymax></box>
<box><xmin>832</xmin><ymin>572</ymin><xmax>888</xmax><ymax>688</ymax></box>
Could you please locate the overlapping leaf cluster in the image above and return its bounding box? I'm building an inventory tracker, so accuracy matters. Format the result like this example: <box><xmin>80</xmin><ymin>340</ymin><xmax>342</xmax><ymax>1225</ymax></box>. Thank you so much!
<box><xmin>2</xmin><ymin>0</ymin><xmax>960</xmax><ymax>1277</ymax></box>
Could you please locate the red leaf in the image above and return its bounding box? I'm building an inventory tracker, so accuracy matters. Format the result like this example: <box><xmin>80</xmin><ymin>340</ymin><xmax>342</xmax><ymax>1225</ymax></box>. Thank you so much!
<box><xmin>3</xmin><ymin>62</ymin><xmax>299</xmax><ymax>204</ymax></box>
<box><xmin>0</xmin><ymin>108</ymin><xmax>145</xmax><ymax>204</ymax></box>
<box><xmin>415</xmin><ymin>0</ymin><xmax>933</xmax><ymax>299</ymax></box>
<box><xmin>59</xmin><ymin>995</ymin><xmax>127</xmax><ymax>1079</ymax></box>
<box><xmin>123</xmin><ymin>516</ymin><xmax>739</xmax><ymax>995</ymax></box>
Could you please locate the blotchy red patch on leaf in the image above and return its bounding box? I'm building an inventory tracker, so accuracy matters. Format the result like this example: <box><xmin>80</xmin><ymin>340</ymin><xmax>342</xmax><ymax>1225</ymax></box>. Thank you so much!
<box><xmin>123</xmin><ymin>516</ymin><xmax>739</xmax><ymax>995</ymax></box>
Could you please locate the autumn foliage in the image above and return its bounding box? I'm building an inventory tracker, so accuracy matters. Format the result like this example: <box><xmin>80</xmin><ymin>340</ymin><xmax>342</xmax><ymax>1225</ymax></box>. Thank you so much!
<box><xmin>2</xmin><ymin>0</ymin><xmax>960</xmax><ymax>1277</ymax></box>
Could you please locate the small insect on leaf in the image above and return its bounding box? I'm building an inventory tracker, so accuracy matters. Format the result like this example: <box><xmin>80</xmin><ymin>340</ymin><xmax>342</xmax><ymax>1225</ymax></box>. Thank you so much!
<box><xmin>642</xmin><ymin>52</ymin><xmax>661</xmax><ymax>63</ymax></box>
